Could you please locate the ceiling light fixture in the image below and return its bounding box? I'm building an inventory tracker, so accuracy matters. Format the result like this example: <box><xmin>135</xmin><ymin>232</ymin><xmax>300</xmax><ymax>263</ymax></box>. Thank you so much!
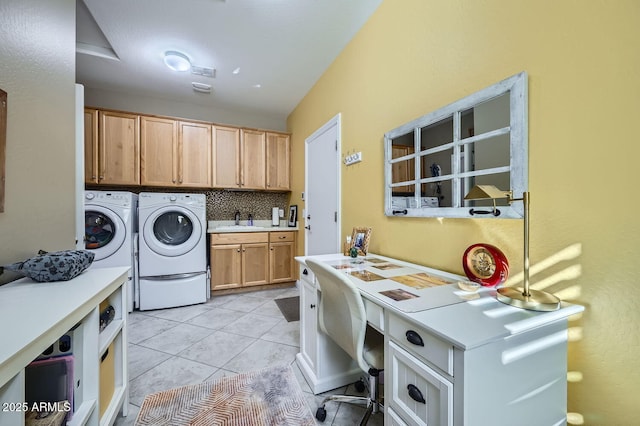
<box><xmin>164</xmin><ymin>51</ymin><xmax>191</xmax><ymax>72</ymax></box>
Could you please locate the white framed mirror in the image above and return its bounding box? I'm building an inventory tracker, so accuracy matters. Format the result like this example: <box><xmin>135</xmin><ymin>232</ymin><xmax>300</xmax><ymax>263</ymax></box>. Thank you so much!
<box><xmin>384</xmin><ymin>72</ymin><xmax>528</xmax><ymax>219</ymax></box>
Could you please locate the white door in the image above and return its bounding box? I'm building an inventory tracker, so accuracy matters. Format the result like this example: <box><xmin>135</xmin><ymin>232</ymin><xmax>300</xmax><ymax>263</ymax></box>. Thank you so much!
<box><xmin>305</xmin><ymin>114</ymin><xmax>340</xmax><ymax>255</ymax></box>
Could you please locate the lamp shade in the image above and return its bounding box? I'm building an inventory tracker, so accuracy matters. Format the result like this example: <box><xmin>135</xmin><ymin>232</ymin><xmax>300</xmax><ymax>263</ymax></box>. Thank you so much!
<box><xmin>164</xmin><ymin>51</ymin><xmax>191</xmax><ymax>72</ymax></box>
<box><xmin>464</xmin><ymin>185</ymin><xmax>511</xmax><ymax>201</ymax></box>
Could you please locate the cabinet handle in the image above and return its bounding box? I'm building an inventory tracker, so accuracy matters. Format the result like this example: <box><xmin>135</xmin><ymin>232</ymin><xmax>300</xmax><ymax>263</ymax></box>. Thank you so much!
<box><xmin>310</xmin><ymin>304</ymin><xmax>316</xmax><ymax>309</ymax></box>
<box><xmin>237</xmin><ymin>249</ymin><xmax>241</xmax><ymax>252</ymax></box>
<box><xmin>279</xmin><ymin>235</ymin><xmax>286</xmax><ymax>239</ymax></box>
<box><xmin>406</xmin><ymin>330</ymin><xmax>424</xmax><ymax>346</ymax></box>
<box><xmin>407</xmin><ymin>384</ymin><xmax>426</xmax><ymax>404</ymax></box>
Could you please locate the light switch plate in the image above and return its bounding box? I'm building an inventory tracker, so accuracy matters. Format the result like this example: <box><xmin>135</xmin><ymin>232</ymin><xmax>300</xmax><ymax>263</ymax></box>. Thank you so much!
<box><xmin>344</xmin><ymin>151</ymin><xmax>362</xmax><ymax>166</ymax></box>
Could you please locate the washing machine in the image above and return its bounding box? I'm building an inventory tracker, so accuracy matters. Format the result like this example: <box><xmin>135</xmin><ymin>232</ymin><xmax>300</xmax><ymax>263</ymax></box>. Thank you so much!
<box><xmin>137</xmin><ymin>192</ymin><xmax>207</xmax><ymax>310</ymax></box>
<box><xmin>84</xmin><ymin>191</ymin><xmax>137</xmax><ymax>312</ymax></box>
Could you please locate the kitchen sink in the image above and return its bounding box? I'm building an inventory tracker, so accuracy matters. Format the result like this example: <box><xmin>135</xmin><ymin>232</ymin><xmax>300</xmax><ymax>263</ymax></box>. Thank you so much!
<box><xmin>215</xmin><ymin>225</ymin><xmax>266</xmax><ymax>231</ymax></box>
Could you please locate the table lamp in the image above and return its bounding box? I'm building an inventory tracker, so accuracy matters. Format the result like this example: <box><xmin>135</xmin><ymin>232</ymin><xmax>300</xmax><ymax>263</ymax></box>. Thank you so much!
<box><xmin>464</xmin><ymin>185</ymin><xmax>560</xmax><ymax>311</ymax></box>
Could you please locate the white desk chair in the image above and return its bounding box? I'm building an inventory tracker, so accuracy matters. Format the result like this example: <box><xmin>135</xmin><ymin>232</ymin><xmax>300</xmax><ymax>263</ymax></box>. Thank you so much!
<box><xmin>306</xmin><ymin>259</ymin><xmax>384</xmax><ymax>425</ymax></box>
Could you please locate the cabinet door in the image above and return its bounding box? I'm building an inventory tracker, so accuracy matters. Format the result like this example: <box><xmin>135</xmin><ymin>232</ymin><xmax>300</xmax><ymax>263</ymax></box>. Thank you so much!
<box><xmin>240</xmin><ymin>129</ymin><xmax>266</xmax><ymax>189</ymax></box>
<box><xmin>212</xmin><ymin>125</ymin><xmax>240</xmax><ymax>188</ymax></box>
<box><xmin>242</xmin><ymin>242</ymin><xmax>269</xmax><ymax>286</ymax></box>
<box><xmin>300</xmin><ymin>278</ymin><xmax>318</xmax><ymax>370</ymax></box>
<box><xmin>392</xmin><ymin>145</ymin><xmax>414</xmax><ymax>193</ymax></box>
<box><xmin>84</xmin><ymin>108</ymin><xmax>99</xmax><ymax>184</ymax></box>
<box><xmin>140</xmin><ymin>116</ymin><xmax>177</xmax><ymax>186</ymax></box>
<box><xmin>211</xmin><ymin>244</ymin><xmax>242</xmax><ymax>290</ymax></box>
<box><xmin>269</xmin><ymin>241</ymin><xmax>295</xmax><ymax>283</ymax></box>
<box><xmin>266</xmin><ymin>132</ymin><xmax>290</xmax><ymax>190</ymax></box>
<box><xmin>99</xmin><ymin>111</ymin><xmax>140</xmax><ymax>185</ymax></box>
<box><xmin>389</xmin><ymin>342</ymin><xmax>453</xmax><ymax>426</ymax></box>
<box><xmin>179</xmin><ymin>121</ymin><xmax>211</xmax><ymax>187</ymax></box>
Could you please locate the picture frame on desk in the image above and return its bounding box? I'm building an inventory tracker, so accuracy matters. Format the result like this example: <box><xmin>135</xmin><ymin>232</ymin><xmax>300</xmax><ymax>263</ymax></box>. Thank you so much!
<box><xmin>288</xmin><ymin>205</ymin><xmax>298</xmax><ymax>227</ymax></box>
<box><xmin>351</xmin><ymin>227</ymin><xmax>372</xmax><ymax>255</ymax></box>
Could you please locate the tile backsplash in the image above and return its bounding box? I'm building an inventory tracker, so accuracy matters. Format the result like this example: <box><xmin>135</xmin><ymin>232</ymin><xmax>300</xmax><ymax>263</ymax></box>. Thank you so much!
<box><xmin>205</xmin><ymin>190</ymin><xmax>290</xmax><ymax>221</ymax></box>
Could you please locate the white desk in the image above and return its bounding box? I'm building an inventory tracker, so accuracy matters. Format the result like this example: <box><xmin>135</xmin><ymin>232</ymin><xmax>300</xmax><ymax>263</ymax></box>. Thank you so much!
<box><xmin>296</xmin><ymin>253</ymin><xmax>583</xmax><ymax>426</ymax></box>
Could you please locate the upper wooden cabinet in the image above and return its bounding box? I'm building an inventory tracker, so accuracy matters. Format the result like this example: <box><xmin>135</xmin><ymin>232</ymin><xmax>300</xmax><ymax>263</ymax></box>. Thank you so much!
<box><xmin>179</xmin><ymin>121</ymin><xmax>212</xmax><ymax>187</ymax></box>
<box><xmin>241</xmin><ymin>129</ymin><xmax>266</xmax><ymax>190</ymax></box>
<box><xmin>85</xmin><ymin>110</ymin><xmax>140</xmax><ymax>185</ymax></box>
<box><xmin>212</xmin><ymin>125</ymin><xmax>241</xmax><ymax>188</ymax></box>
<box><xmin>212</xmin><ymin>127</ymin><xmax>268</xmax><ymax>190</ymax></box>
<box><xmin>266</xmin><ymin>132</ymin><xmax>290</xmax><ymax>190</ymax></box>
<box><xmin>84</xmin><ymin>108</ymin><xmax>99</xmax><ymax>184</ymax></box>
<box><xmin>141</xmin><ymin>117</ymin><xmax>211</xmax><ymax>188</ymax></box>
<box><xmin>85</xmin><ymin>107</ymin><xmax>289</xmax><ymax>191</ymax></box>
<box><xmin>140</xmin><ymin>116</ymin><xmax>176</xmax><ymax>186</ymax></box>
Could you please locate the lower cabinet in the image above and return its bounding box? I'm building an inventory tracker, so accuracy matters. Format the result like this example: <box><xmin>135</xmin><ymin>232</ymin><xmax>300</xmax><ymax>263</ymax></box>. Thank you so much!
<box><xmin>269</xmin><ymin>231</ymin><xmax>296</xmax><ymax>283</ymax></box>
<box><xmin>210</xmin><ymin>231</ymin><xmax>297</xmax><ymax>291</ymax></box>
<box><xmin>210</xmin><ymin>232</ymin><xmax>269</xmax><ymax>290</ymax></box>
<box><xmin>296</xmin><ymin>265</ymin><xmax>362</xmax><ymax>394</ymax></box>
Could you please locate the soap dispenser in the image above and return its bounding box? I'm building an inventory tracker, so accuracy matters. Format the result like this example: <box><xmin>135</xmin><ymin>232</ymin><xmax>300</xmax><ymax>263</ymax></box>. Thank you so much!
<box><xmin>248</xmin><ymin>213</ymin><xmax>253</xmax><ymax>226</ymax></box>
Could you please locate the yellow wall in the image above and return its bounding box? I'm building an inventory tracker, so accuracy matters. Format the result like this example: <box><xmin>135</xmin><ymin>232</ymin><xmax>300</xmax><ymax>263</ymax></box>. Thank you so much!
<box><xmin>0</xmin><ymin>0</ymin><xmax>77</xmax><ymax>269</ymax></box>
<box><xmin>288</xmin><ymin>0</ymin><xmax>639</xmax><ymax>424</ymax></box>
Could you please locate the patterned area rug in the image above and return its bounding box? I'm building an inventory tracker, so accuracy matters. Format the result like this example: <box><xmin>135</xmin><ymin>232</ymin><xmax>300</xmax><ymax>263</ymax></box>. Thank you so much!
<box><xmin>135</xmin><ymin>365</ymin><xmax>314</xmax><ymax>426</ymax></box>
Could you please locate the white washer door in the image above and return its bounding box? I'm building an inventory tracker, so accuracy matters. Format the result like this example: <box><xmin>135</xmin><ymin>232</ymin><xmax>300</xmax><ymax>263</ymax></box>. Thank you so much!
<box><xmin>142</xmin><ymin>205</ymin><xmax>202</xmax><ymax>257</ymax></box>
<box><xmin>85</xmin><ymin>205</ymin><xmax>126</xmax><ymax>261</ymax></box>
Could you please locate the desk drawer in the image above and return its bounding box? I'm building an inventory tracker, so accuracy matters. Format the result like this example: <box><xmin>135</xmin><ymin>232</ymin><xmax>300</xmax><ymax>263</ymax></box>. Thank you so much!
<box><xmin>388</xmin><ymin>313</ymin><xmax>454</xmax><ymax>376</ymax></box>
<box><xmin>363</xmin><ymin>298</ymin><xmax>384</xmax><ymax>333</ymax></box>
<box><xmin>389</xmin><ymin>342</ymin><xmax>453</xmax><ymax>426</ymax></box>
<box><xmin>299</xmin><ymin>264</ymin><xmax>315</xmax><ymax>285</ymax></box>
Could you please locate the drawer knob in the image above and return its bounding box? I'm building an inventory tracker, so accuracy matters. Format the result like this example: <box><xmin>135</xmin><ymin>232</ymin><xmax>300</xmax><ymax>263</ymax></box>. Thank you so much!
<box><xmin>407</xmin><ymin>384</ymin><xmax>426</xmax><ymax>404</ymax></box>
<box><xmin>406</xmin><ymin>330</ymin><xmax>424</xmax><ymax>346</ymax></box>
<box><xmin>310</xmin><ymin>304</ymin><xmax>316</xmax><ymax>309</ymax></box>
<box><xmin>303</xmin><ymin>268</ymin><xmax>308</xmax><ymax>275</ymax></box>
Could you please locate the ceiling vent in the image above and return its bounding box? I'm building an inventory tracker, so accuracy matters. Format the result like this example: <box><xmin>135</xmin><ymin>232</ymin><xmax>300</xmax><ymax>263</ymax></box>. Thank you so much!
<box><xmin>192</xmin><ymin>82</ymin><xmax>212</xmax><ymax>94</ymax></box>
<box><xmin>191</xmin><ymin>66</ymin><xmax>216</xmax><ymax>78</ymax></box>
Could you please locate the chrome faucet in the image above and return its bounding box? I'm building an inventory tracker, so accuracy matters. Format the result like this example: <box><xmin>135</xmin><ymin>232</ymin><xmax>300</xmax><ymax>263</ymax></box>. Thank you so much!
<box><xmin>234</xmin><ymin>210</ymin><xmax>240</xmax><ymax>225</ymax></box>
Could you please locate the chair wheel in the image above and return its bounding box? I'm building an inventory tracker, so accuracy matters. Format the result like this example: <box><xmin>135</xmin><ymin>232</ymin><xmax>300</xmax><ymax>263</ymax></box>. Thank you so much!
<box><xmin>315</xmin><ymin>406</ymin><xmax>327</xmax><ymax>422</ymax></box>
<box><xmin>355</xmin><ymin>379</ymin><xmax>366</xmax><ymax>393</ymax></box>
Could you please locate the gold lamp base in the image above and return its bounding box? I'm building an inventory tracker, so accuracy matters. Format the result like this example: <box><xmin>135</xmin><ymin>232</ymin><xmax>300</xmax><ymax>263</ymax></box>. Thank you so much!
<box><xmin>496</xmin><ymin>287</ymin><xmax>560</xmax><ymax>312</ymax></box>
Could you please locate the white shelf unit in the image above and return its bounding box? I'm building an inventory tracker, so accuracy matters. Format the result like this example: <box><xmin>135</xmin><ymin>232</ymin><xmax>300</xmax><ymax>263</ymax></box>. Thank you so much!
<box><xmin>0</xmin><ymin>267</ymin><xmax>130</xmax><ymax>426</ymax></box>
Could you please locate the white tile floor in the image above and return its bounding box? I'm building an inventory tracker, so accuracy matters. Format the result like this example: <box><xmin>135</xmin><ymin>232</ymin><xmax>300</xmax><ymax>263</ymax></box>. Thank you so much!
<box><xmin>114</xmin><ymin>285</ymin><xmax>384</xmax><ymax>425</ymax></box>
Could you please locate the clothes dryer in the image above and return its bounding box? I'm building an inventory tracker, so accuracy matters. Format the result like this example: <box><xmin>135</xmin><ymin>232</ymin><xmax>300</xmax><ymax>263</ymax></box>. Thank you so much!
<box><xmin>84</xmin><ymin>191</ymin><xmax>137</xmax><ymax>312</ymax></box>
<box><xmin>137</xmin><ymin>192</ymin><xmax>207</xmax><ymax>310</ymax></box>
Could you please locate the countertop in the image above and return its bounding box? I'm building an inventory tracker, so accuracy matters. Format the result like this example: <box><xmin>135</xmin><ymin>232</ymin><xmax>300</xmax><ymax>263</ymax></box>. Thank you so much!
<box><xmin>207</xmin><ymin>220</ymin><xmax>299</xmax><ymax>233</ymax></box>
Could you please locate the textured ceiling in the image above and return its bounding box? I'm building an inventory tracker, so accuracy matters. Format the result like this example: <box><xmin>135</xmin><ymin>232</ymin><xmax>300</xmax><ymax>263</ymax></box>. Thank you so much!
<box><xmin>76</xmin><ymin>0</ymin><xmax>382</xmax><ymax>121</ymax></box>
